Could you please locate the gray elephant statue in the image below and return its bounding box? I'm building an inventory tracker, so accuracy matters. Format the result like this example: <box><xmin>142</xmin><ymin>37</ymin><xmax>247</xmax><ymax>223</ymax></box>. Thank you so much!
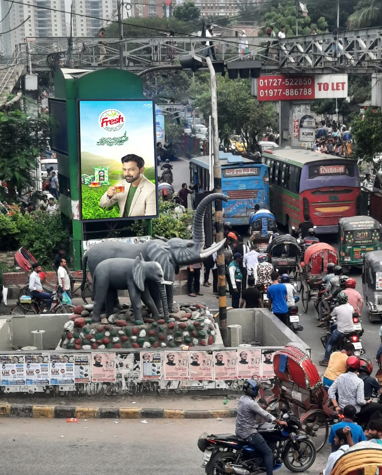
<box><xmin>92</xmin><ymin>255</ymin><xmax>170</xmax><ymax>323</ymax></box>
<box><xmin>81</xmin><ymin>193</ymin><xmax>228</xmax><ymax>312</ymax></box>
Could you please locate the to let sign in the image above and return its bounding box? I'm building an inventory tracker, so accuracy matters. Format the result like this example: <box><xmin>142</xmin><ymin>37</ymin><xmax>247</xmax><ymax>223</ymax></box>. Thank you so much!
<box><xmin>257</xmin><ymin>74</ymin><xmax>348</xmax><ymax>101</ymax></box>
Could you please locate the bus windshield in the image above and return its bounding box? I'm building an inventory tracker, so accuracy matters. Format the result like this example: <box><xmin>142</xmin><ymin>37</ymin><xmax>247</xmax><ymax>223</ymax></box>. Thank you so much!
<box><xmin>301</xmin><ymin>160</ymin><xmax>359</xmax><ymax>193</ymax></box>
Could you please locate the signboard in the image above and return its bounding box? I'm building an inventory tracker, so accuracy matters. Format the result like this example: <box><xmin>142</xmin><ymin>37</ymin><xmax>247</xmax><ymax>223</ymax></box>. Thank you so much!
<box><xmin>223</xmin><ymin>167</ymin><xmax>260</xmax><ymax>177</ymax></box>
<box><xmin>78</xmin><ymin>100</ymin><xmax>158</xmax><ymax>222</ymax></box>
<box><xmin>0</xmin><ymin>355</ymin><xmax>26</xmax><ymax>386</ymax></box>
<box><xmin>49</xmin><ymin>354</ymin><xmax>75</xmax><ymax>385</ymax></box>
<box><xmin>293</xmin><ymin>119</ymin><xmax>300</xmax><ymax>138</ymax></box>
<box><xmin>164</xmin><ymin>352</ymin><xmax>188</xmax><ymax>381</ymax></box>
<box><xmin>299</xmin><ymin>114</ymin><xmax>316</xmax><ymax>142</ymax></box>
<box><xmin>257</xmin><ymin>74</ymin><xmax>348</xmax><ymax>101</ymax></box>
<box><xmin>25</xmin><ymin>355</ymin><xmax>50</xmax><ymax>385</ymax></box>
<box><xmin>155</xmin><ymin>106</ymin><xmax>165</xmax><ymax>144</ymax></box>
<box><xmin>189</xmin><ymin>351</ymin><xmax>214</xmax><ymax>381</ymax></box>
<box><xmin>91</xmin><ymin>353</ymin><xmax>116</xmax><ymax>382</ymax></box>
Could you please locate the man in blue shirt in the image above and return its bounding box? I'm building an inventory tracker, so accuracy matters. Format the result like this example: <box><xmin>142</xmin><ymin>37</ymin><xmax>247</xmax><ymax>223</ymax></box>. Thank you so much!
<box><xmin>328</xmin><ymin>405</ymin><xmax>366</xmax><ymax>451</ymax></box>
<box><xmin>267</xmin><ymin>271</ymin><xmax>288</xmax><ymax>325</ymax></box>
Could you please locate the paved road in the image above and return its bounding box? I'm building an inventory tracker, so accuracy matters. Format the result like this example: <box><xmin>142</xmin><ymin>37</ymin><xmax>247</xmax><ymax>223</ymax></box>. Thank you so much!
<box><xmin>0</xmin><ymin>418</ymin><xmax>329</xmax><ymax>475</ymax></box>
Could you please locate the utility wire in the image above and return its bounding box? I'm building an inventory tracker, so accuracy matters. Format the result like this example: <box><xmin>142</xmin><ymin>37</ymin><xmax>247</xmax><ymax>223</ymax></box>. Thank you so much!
<box><xmin>0</xmin><ymin>16</ymin><xmax>30</xmax><ymax>35</ymax></box>
<box><xmin>0</xmin><ymin>0</ymin><xmax>15</xmax><ymax>24</ymax></box>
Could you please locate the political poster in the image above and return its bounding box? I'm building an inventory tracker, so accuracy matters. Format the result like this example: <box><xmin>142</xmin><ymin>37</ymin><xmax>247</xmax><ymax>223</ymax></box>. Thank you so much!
<box><xmin>261</xmin><ymin>350</ymin><xmax>276</xmax><ymax>380</ymax></box>
<box><xmin>78</xmin><ymin>99</ymin><xmax>158</xmax><ymax>222</ymax></box>
<box><xmin>213</xmin><ymin>350</ymin><xmax>237</xmax><ymax>380</ymax></box>
<box><xmin>163</xmin><ymin>351</ymin><xmax>188</xmax><ymax>381</ymax></box>
<box><xmin>0</xmin><ymin>355</ymin><xmax>26</xmax><ymax>386</ymax></box>
<box><xmin>140</xmin><ymin>352</ymin><xmax>162</xmax><ymax>381</ymax></box>
<box><xmin>188</xmin><ymin>351</ymin><xmax>214</xmax><ymax>381</ymax></box>
<box><xmin>25</xmin><ymin>355</ymin><xmax>50</xmax><ymax>385</ymax></box>
<box><xmin>74</xmin><ymin>354</ymin><xmax>91</xmax><ymax>383</ymax></box>
<box><xmin>237</xmin><ymin>349</ymin><xmax>262</xmax><ymax>380</ymax></box>
<box><xmin>116</xmin><ymin>353</ymin><xmax>140</xmax><ymax>390</ymax></box>
<box><xmin>91</xmin><ymin>353</ymin><xmax>116</xmax><ymax>383</ymax></box>
<box><xmin>49</xmin><ymin>354</ymin><xmax>75</xmax><ymax>385</ymax></box>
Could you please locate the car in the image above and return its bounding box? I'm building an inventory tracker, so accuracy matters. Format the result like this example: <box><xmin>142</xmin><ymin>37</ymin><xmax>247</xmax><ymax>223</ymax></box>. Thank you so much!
<box><xmin>40</xmin><ymin>158</ymin><xmax>58</xmax><ymax>179</ymax></box>
<box><xmin>259</xmin><ymin>141</ymin><xmax>279</xmax><ymax>150</ymax></box>
<box><xmin>195</xmin><ymin>125</ymin><xmax>208</xmax><ymax>135</ymax></box>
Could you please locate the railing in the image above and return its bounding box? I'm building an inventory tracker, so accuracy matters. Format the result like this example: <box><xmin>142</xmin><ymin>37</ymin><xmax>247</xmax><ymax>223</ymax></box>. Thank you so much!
<box><xmin>0</xmin><ymin>45</ymin><xmax>26</xmax><ymax>98</ymax></box>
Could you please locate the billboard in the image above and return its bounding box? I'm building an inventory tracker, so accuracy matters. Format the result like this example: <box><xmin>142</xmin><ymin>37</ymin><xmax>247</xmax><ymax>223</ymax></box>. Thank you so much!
<box><xmin>155</xmin><ymin>106</ymin><xmax>165</xmax><ymax>144</ymax></box>
<box><xmin>256</xmin><ymin>74</ymin><xmax>348</xmax><ymax>101</ymax></box>
<box><xmin>78</xmin><ymin>100</ymin><xmax>158</xmax><ymax>222</ymax></box>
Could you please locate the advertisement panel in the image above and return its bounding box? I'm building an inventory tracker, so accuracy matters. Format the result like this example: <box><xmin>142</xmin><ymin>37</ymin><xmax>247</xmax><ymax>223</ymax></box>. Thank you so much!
<box><xmin>78</xmin><ymin>100</ymin><xmax>158</xmax><ymax>222</ymax></box>
<box><xmin>257</xmin><ymin>74</ymin><xmax>348</xmax><ymax>101</ymax></box>
<box><xmin>49</xmin><ymin>354</ymin><xmax>75</xmax><ymax>385</ymax></box>
<box><xmin>91</xmin><ymin>353</ymin><xmax>116</xmax><ymax>382</ymax></box>
<box><xmin>25</xmin><ymin>355</ymin><xmax>50</xmax><ymax>385</ymax></box>
<box><xmin>0</xmin><ymin>355</ymin><xmax>26</xmax><ymax>386</ymax></box>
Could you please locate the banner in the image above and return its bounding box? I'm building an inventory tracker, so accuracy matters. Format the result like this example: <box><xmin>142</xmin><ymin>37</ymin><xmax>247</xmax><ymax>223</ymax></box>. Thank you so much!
<box><xmin>237</xmin><ymin>349</ymin><xmax>262</xmax><ymax>379</ymax></box>
<box><xmin>91</xmin><ymin>353</ymin><xmax>116</xmax><ymax>382</ymax></box>
<box><xmin>25</xmin><ymin>355</ymin><xmax>50</xmax><ymax>385</ymax></box>
<box><xmin>78</xmin><ymin>100</ymin><xmax>158</xmax><ymax>222</ymax></box>
<box><xmin>0</xmin><ymin>355</ymin><xmax>26</xmax><ymax>386</ymax></box>
<box><xmin>261</xmin><ymin>350</ymin><xmax>276</xmax><ymax>380</ymax></box>
<box><xmin>188</xmin><ymin>351</ymin><xmax>214</xmax><ymax>381</ymax></box>
<box><xmin>74</xmin><ymin>354</ymin><xmax>91</xmax><ymax>383</ymax></box>
<box><xmin>213</xmin><ymin>350</ymin><xmax>237</xmax><ymax>380</ymax></box>
<box><xmin>163</xmin><ymin>352</ymin><xmax>188</xmax><ymax>381</ymax></box>
<box><xmin>49</xmin><ymin>354</ymin><xmax>75</xmax><ymax>385</ymax></box>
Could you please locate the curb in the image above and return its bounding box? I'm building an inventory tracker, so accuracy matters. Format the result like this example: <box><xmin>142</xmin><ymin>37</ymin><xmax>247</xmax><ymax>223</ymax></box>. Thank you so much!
<box><xmin>0</xmin><ymin>403</ymin><xmax>237</xmax><ymax>419</ymax></box>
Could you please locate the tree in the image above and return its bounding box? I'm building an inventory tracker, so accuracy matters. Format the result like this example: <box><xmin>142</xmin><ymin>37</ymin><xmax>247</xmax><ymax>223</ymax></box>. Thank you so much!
<box><xmin>190</xmin><ymin>75</ymin><xmax>278</xmax><ymax>152</ymax></box>
<box><xmin>173</xmin><ymin>1</ymin><xmax>200</xmax><ymax>22</ymax></box>
<box><xmin>351</xmin><ymin>108</ymin><xmax>382</xmax><ymax>164</ymax></box>
<box><xmin>0</xmin><ymin>110</ymin><xmax>49</xmax><ymax>201</ymax></box>
<box><xmin>306</xmin><ymin>0</ymin><xmax>358</xmax><ymax>31</ymax></box>
<box><xmin>348</xmin><ymin>0</ymin><xmax>382</xmax><ymax>28</ymax></box>
<box><xmin>143</xmin><ymin>70</ymin><xmax>192</xmax><ymax>102</ymax></box>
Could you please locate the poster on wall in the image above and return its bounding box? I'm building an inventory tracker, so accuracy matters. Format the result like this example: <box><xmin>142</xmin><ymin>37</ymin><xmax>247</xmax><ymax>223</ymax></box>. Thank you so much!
<box><xmin>188</xmin><ymin>351</ymin><xmax>214</xmax><ymax>381</ymax></box>
<box><xmin>49</xmin><ymin>354</ymin><xmax>75</xmax><ymax>385</ymax></box>
<box><xmin>163</xmin><ymin>351</ymin><xmax>188</xmax><ymax>381</ymax></box>
<box><xmin>261</xmin><ymin>350</ymin><xmax>276</xmax><ymax>380</ymax></box>
<box><xmin>116</xmin><ymin>353</ymin><xmax>141</xmax><ymax>388</ymax></box>
<box><xmin>237</xmin><ymin>349</ymin><xmax>262</xmax><ymax>379</ymax></box>
<box><xmin>78</xmin><ymin>99</ymin><xmax>158</xmax><ymax>222</ymax></box>
<box><xmin>74</xmin><ymin>354</ymin><xmax>91</xmax><ymax>383</ymax></box>
<box><xmin>213</xmin><ymin>350</ymin><xmax>237</xmax><ymax>380</ymax></box>
<box><xmin>0</xmin><ymin>355</ymin><xmax>26</xmax><ymax>386</ymax></box>
<box><xmin>140</xmin><ymin>352</ymin><xmax>162</xmax><ymax>381</ymax></box>
<box><xmin>91</xmin><ymin>353</ymin><xmax>116</xmax><ymax>382</ymax></box>
<box><xmin>25</xmin><ymin>355</ymin><xmax>50</xmax><ymax>385</ymax></box>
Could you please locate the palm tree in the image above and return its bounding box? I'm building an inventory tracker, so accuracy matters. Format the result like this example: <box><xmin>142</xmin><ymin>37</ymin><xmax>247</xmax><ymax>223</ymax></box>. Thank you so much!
<box><xmin>348</xmin><ymin>0</ymin><xmax>382</xmax><ymax>28</ymax></box>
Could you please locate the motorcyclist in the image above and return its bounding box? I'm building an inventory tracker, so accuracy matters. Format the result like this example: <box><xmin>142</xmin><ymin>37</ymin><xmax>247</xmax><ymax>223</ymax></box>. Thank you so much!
<box><xmin>280</xmin><ymin>274</ymin><xmax>296</xmax><ymax>308</ymax></box>
<box><xmin>343</xmin><ymin>278</ymin><xmax>363</xmax><ymax>316</ymax></box>
<box><xmin>318</xmin><ymin>266</ymin><xmax>344</xmax><ymax>321</ymax></box>
<box><xmin>297</xmin><ymin>215</ymin><xmax>314</xmax><ymax>238</ymax></box>
<box><xmin>236</xmin><ymin>380</ymin><xmax>288</xmax><ymax>475</ymax></box>
<box><xmin>303</xmin><ymin>228</ymin><xmax>319</xmax><ymax>245</ymax></box>
<box><xmin>358</xmin><ymin>358</ymin><xmax>382</xmax><ymax>401</ymax></box>
<box><xmin>161</xmin><ymin>159</ymin><xmax>173</xmax><ymax>172</ymax></box>
<box><xmin>256</xmin><ymin>254</ymin><xmax>274</xmax><ymax>287</ymax></box>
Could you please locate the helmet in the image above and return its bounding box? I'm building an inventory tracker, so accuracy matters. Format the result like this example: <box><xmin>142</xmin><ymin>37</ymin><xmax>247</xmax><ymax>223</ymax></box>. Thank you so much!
<box><xmin>38</xmin><ymin>271</ymin><xmax>46</xmax><ymax>281</ymax></box>
<box><xmin>165</xmin><ymin>159</ymin><xmax>170</xmax><ymax>163</ymax></box>
<box><xmin>258</xmin><ymin>254</ymin><xmax>269</xmax><ymax>263</ymax></box>
<box><xmin>227</xmin><ymin>232</ymin><xmax>237</xmax><ymax>241</ymax></box>
<box><xmin>335</xmin><ymin>291</ymin><xmax>348</xmax><ymax>305</ymax></box>
<box><xmin>334</xmin><ymin>265</ymin><xmax>343</xmax><ymax>276</ymax></box>
<box><xmin>339</xmin><ymin>275</ymin><xmax>349</xmax><ymax>288</ymax></box>
<box><xmin>243</xmin><ymin>379</ymin><xmax>260</xmax><ymax>398</ymax></box>
<box><xmin>345</xmin><ymin>278</ymin><xmax>356</xmax><ymax>289</ymax></box>
<box><xmin>346</xmin><ymin>356</ymin><xmax>360</xmax><ymax>371</ymax></box>
<box><xmin>308</xmin><ymin>228</ymin><xmax>315</xmax><ymax>236</ymax></box>
<box><xmin>359</xmin><ymin>357</ymin><xmax>373</xmax><ymax>375</ymax></box>
<box><xmin>280</xmin><ymin>274</ymin><xmax>290</xmax><ymax>283</ymax></box>
<box><xmin>327</xmin><ymin>262</ymin><xmax>336</xmax><ymax>272</ymax></box>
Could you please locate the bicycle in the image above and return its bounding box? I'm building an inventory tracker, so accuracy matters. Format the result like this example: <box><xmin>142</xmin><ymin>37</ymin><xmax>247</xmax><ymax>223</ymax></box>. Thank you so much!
<box><xmin>10</xmin><ymin>291</ymin><xmax>74</xmax><ymax>315</ymax></box>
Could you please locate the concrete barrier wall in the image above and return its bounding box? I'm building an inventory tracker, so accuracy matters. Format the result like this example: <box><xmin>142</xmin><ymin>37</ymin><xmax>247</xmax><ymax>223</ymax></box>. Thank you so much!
<box><xmin>0</xmin><ymin>320</ymin><xmax>12</xmax><ymax>351</ymax></box>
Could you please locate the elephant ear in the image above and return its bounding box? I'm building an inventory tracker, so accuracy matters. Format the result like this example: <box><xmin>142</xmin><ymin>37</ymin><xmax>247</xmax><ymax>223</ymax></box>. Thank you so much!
<box><xmin>133</xmin><ymin>256</ymin><xmax>145</xmax><ymax>292</ymax></box>
<box><xmin>147</xmin><ymin>241</ymin><xmax>173</xmax><ymax>279</ymax></box>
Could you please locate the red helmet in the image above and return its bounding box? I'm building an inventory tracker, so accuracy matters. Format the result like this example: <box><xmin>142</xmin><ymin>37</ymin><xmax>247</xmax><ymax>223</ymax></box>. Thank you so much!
<box><xmin>346</xmin><ymin>356</ymin><xmax>360</xmax><ymax>371</ymax></box>
<box><xmin>38</xmin><ymin>271</ymin><xmax>46</xmax><ymax>281</ymax></box>
<box><xmin>345</xmin><ymin>278</ymin><xmax>356</xmax><ymax>289</ymax></box>
<box><xmin>359</xmin><ymin>357</ymin><xmax>373</xmax><ymax>375</ymax></box>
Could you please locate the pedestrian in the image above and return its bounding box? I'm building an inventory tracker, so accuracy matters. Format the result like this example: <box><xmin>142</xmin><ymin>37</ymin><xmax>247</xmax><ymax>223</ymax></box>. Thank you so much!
<box><xmin>265</xmin><ymin>26</ymin><xmax>276</xmax><ymax>61</ymax></box>
<box><xmin>323</xmin><ymin>343</ymin><xmax>355</xmax><ymax>390</ymax></box>
<box><xmin>229</xmin><ymin>252</ymin><xmax>243</xmax><ymax>308</ymax></box>
<box><xmin>205</xmin><ymin>24</ymin><xmax>217</xmax><ymax>60</ymax></box>
<box><xmin>26</xmin><ymin>202</ymin><xmax>35</xmax><ymax>214</ymax></box>
<box><xmin>39</xmin><ymin>195</ymin><xmax>48</xmax><ymax>211</ymax></box>
<box><xmin>46</xmin><ymin>197</ymin><xmax>58</xmax><ymax>215</ymax></box>
<box><xmin>49</xmin><ymin>171</ymin><xmax>59</xmax><ymax>199</ymax></box>
<box><xmin>267</xmin><ymin>271</ymin><xmax>288</xmax><ymax>325</ymax></box>
<box><xmin>243</xmin><ymin>244</ymin><xmax>260</xmax><ymax>280</ymax></box>
<box><xmin>277</xmin><ymin>26</ymin><xmax>286</xmax><ymax>39</ymax></box>
<box><xmin>321</xmin><ymin>428</ymin><xmax>351</xmax><ymax>475</ymax></box>
<box><xmin>239</xmin><ymin>30</ymin><xmax>248</xmax><ymax>59</ymax></box>
<box><xmin>57</xmin><ymin>258</ymin><xmax>71</xmax><ymax>299</ymax></box>
<box><xmin>233</xmin><ymin>236</ymin><xmax>249</xmax><ymax>290</ymax></box>
<box><xmin>224</xmin><ymin>242</ymin><xmax>234</xmax><ymax>295</ymax></box>
<box><xmin>240</xmin><ymin>277</ymin><xmax>263</xmax><ymax>308</ymax></box>
<box><xmin>166</xmin><ymin>30</ymin><xmax>175</xmax><ymax>61</ymax></box>
<box><xmin>256</xmin><ymin>254</ymin><xmax>274</xmax><ymax>286</ymax></box>
<box><xmin>187</xmin><ymin>262</ymin><xmax>203</xmax><ymax>298</ymax></box>
<box><xmin>327</xmin><ymin>405</ymin><xmax>366</xmax><ymax>451</ymax></box>
<box><xmin>178</xmin><ymin>183</ymin><xmax>194</xmax><ymax>209</ymax></box>
<box><xmin>98</xmin><ymin>27</ymin><xmax>106</xmax><ymax>64</ymax></box>
<box><xmin>29</xmin><ymin>263</ymin><xmax>52</xmax><ymax>313</ymax></box>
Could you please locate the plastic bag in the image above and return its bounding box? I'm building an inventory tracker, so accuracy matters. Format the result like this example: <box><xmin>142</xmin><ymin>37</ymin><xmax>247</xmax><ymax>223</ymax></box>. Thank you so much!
<box><xmin>62</xmin><ymin>291</ymin><xmax>72</xmax><ymax>306</ymax></box>
<box><xmin>2</xmin><ymin>287</ymin><xmax>8</xmax><ymax>306</ymax></box>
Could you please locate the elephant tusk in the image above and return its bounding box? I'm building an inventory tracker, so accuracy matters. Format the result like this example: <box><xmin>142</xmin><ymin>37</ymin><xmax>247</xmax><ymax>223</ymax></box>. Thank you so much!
<box><xmin>200</xmin><ymin>239</ymin><xmax>226</xmax><ymax>259</ymax></box>
<box><xmin>161</xmin><ymin>280</ymin><xmax>173</xmax><ymax>285</ymax></box>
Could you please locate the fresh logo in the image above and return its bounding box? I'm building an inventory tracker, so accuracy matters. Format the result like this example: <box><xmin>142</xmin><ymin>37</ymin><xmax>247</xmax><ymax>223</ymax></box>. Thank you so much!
<box><xmin>99</xmin><ymin>109</ymin><xmax>125</xmax><ymax>132</ymax></box>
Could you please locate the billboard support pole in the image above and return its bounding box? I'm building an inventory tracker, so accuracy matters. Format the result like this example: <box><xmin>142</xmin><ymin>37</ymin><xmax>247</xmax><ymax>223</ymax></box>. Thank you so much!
<box><xmin>205</xmin><ymin>57</ymin><xmax>227</xmax><ymax>341</ymax></box>
<box><xmin>147</xmin><ymin>219</ymin><xmax>153</xmax><ymax>237</ymax></box>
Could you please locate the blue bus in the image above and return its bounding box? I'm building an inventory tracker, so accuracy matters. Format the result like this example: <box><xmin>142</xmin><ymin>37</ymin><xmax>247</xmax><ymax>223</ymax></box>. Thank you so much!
<box><xmin>189</xmin><ymin>153</ymin><xmax>270</xmax><ymax>225</ymax></box>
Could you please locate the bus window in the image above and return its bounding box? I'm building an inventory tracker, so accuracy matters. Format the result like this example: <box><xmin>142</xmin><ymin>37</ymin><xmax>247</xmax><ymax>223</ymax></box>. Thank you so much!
<box><xmin>268</xmin><ymin>159</ymin><xmax>274</xmax><ymax>182</ymax></box>
<box><xmin>290</xmin><ymin>166</ymin><xmax>300</xmax><ymax>194</ymax></box>
<box><xmin>283</xmin><ymin>164</ymin><xmax>290</xmax><ymax>188</ymax></box>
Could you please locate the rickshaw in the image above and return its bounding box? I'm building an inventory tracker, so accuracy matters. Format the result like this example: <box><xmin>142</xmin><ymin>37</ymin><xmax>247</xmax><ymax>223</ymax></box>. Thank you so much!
<box><xmin>330</xmin><ymin>442</ymin><xmax>382</xmax><ymax>475</ymax></box>
<box><xmin>362</xmin><ymin>250</ymin><xmax>382</xmax><ymax>322</ymax></box>
<box><xmin>338</xmin><ymin>216</ymin><xmax>381</xmax><ymax>269</ymax></box>
<box><xmin>268</xmin><ymin>234</ymin><xmax>301</xmax><ymax>275</ymax></box>
<box><xmin>299</xmin><ymin>243</ymin><xmax>338</xmax><ymax>313</ymax></box>
<box><xmin>249</xmin><ymin>210</ymin><xmax>277</xmax><ymax>252</ymax></box>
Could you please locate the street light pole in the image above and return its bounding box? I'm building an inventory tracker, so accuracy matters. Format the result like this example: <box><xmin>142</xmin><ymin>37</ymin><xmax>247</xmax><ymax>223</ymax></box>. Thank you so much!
<box><xmin>205</xmin><ymin>56</ymin><xmax>227</xmax><ymax>337</ymax></box>
<box><xmin>295</xmin><ymin>0</ymin><xmax>299</xmax><ymax>36</ymax></box>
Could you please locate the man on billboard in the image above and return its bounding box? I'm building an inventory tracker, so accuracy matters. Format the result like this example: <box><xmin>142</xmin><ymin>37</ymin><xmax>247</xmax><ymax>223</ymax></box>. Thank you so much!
<box><xmin>99</xmin><ymin>154</ymin><xmax>156</xmax><ymax>217</ymax></box>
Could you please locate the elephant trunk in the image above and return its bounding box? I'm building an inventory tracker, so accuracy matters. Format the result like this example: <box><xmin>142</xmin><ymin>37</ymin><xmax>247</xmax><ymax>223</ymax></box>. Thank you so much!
<box><xmin>159</xmin><ymin>284</ymin><xmax>169</xmax><ymax>320</ymax></box>
<box><xmin>192</xmin><ymin>193</ymin><xmax>228</xmax><ymax>244</ymax></box>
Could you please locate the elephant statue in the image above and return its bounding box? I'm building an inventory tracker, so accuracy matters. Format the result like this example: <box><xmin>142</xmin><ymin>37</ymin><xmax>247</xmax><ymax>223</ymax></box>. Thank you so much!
<box><xmin>92</xmin><ymin>255</ymin><xmax>170</xmax><ymax>323</ymax></box>
<box><xmin>81</xmin><ymin>193</ymin><xmax>228</xmax><ymax>312</ymax></box>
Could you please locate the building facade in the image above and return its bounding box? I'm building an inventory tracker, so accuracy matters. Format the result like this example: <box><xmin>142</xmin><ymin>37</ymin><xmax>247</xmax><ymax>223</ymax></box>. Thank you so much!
<box><xmin>72</xmin><ymin>0</ymin><xmax>118</xmax><ymax>37</ymax></box>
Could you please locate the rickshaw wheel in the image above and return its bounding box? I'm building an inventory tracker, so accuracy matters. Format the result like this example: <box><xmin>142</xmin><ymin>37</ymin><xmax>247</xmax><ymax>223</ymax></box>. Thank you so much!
<box><xmin>300</xmin><ymin>411</ymin><xmax>329</xmax><ymax>452</ymax></box>
<box><xmin>294</xmin><ymin>271</ymin><xmax>302</xmax><ymax>292</ymax></box>
<box><xmin>302</xmin><ymin>285</ymin><xmax>309</xmax><ymax>313</ymax></box>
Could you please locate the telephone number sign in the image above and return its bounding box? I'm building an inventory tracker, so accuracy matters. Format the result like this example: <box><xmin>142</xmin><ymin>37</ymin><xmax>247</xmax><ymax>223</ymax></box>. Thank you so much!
<box><xmin>257</xmin><ymin>76</ymin><xmax>315</xmax><ymax>101</ymax></box>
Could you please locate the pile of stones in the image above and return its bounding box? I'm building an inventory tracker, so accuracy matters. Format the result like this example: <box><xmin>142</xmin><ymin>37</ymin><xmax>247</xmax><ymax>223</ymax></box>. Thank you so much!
<box><xmin>60</xmin><ymin>303</ymin><xmax>217</xmax><ymax>350</ymax></box>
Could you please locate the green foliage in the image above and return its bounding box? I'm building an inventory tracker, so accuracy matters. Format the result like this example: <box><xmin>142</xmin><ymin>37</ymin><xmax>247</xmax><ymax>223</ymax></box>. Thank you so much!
<box><xmin>190</xmin><ymin>75</ymin><xmax>277</xmax><ymax>152</ymax></box>
<box><xmin>306</xmin><ymin>0</ymin><xmax>358</xmax><ymax>30</ymax></box>
<box><xmin>143</xmin><ymin>70</ymin><xmax>193</xmax><ymax>102</ymax></box>
<box><xmin>0</xmin><ymin>207</ymin><xmax>69</xmax><ymax>266</ymax></box>
<box><xmin>130</xmin><ymin>200</ymin><xmax>193</xmax><ymax>240</ymax></box>
<box><xmin>0</xmin><ymin>110</ymin><xmax>49</xmax><ymax>201</ymax></box>
<box><xmin>173</xmin><ymin>1</ymin><xmax>200</xmax><ymax>22</ymax></box>
<box><xmin>348</xmin><ymin>0</ymin><xmax>382</xmax><ymax>28</ymax></box>
<box><xmin>352</xmin><ymin>109</ymin><xmax>382</xmax><ymax>164</ymax></box>
<box><xmin>105</xmin><ymin>17</ymin><xmax>195</xmax><ymax>38</ymax></box>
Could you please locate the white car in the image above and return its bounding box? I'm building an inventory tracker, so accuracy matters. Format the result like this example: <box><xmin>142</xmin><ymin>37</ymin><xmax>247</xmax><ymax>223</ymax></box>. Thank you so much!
<box><xmin>40</xmin><ymin>158</ymin><xmax>58</xmax><ymax>179</ymax></box>
<box><xmin>195</xmin><ymin>126</ymin><xmax>208</xmax><ymax>135</ymax></box>
<box><xmin>259</xmin><ymin>141</ymin><xmax>279</xmax><ymax>150</ymax></box>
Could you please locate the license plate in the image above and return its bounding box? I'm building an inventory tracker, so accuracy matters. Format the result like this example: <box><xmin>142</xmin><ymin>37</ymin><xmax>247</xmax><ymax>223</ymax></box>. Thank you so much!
<box><xmin>278</xmin><ymin>261</ymin><xmax>288</xmax><ymax>265</ymax></box>
<box><xmin>353</xmin><ymin>342</ymin><xmax>362</xmax><ymax>349</ymax></box>
<box><xmin>291</xmin><ymin>390</ymin><xmax>302</xmax><ymax>402</ymax></box>
<box><xmin>202</xmin><ymin>451</ymin><xmax>212</xmax><ymax>467</ymax></box>
<box><xmin>353</xmin><ymin>323</ymin><xmax>362</xmax><ymax>331</ymax></box>
<box><xmin>289</xmin><ymin>315</ymin><xmax>300</xmax><ymax>322</ymax></box>
<box><xmin>330</xmin><ymin>196</ymin><xmax>339</xmax><ymax>201</ymax></box>
<box><xmin>263</xmin><ymin>295</ymin><xmax>269</xmax><ymax>301</ymax></box>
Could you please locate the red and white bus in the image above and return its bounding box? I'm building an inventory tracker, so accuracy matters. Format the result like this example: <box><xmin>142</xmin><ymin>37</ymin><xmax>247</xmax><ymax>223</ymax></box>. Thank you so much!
<box><xmin>262</xmin><ymin>149</ymin><xmax>361</xmax><ymax>234</ymax></box>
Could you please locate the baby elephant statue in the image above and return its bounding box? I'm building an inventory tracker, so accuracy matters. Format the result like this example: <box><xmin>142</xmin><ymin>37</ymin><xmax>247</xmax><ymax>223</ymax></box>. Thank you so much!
<box><xmin>92</xmin><ymin>255</ymin><xmax>171</xmax><ymax>323</ymax></box>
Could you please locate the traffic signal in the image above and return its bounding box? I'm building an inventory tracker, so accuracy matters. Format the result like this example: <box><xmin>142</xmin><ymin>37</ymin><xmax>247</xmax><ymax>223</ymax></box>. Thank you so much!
<box><xmin>227</xmin><ymin>60</ymin><xmax>262</xmax><ymax>79</ymax></box>
<box><xmin>179</xmin><ymin>54</ymin><xmax>204</xmax><ymax>72</ymax></box>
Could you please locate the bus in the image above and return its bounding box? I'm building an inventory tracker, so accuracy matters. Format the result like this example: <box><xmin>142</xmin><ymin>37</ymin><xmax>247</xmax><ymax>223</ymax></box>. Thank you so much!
<box><xmin>262</xmin><ymin>149</ymin><xmax>361</xmax><ymax>234</ymax></box>
<box><xmin>190</xmin><ymin>152</ymin><xmax>269</xmax><ymax>225</ymax></box>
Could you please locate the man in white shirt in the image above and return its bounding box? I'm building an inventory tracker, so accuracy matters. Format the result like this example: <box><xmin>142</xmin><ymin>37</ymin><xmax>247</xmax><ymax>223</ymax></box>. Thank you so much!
<box><xmin>244</xmin><ymin>246</ymin><xmax>260</xmax><ymax>279</ymax></box>
<box><xmin>29</xmin><ymin>263</ymin><xmax>52</xmax><ymax>312</ymax></box>
<box><xmin>321</xmin><ymin>428</ymin><xmax>350</xmax><ymax>475</ymax></box>
<box><xmin>46</xmin><ymin>197</ymin><xmax>58</xmax><ymax>215</ymax></box>
<box><xmin>204</xmin><ymin>24</ymin><xmax>217</xmax><ymax>60</ymax></box>
<box><xmin>280</xmin><ymin>274</ymin><xmax>296</xmax><ymax>307</ymax></box>
<box><xmin>278</xmin><ymin>26</ymin><xmax>286</xmax><ymax>39</ymax></box>
<box><xmin>57</xmin><ymin>258</ymin><xmax>71</xmax><ymax>298</ymax></box>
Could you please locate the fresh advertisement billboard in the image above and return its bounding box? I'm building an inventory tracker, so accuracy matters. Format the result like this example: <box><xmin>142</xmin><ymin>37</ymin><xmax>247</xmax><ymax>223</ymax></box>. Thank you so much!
<box><xmin>78</xmin><ymin>100</ymin><xmax>158</xmax><ymax>221</ymax></box>
<box><xmin>257</xmin><ymin>74</ymin><xmax>348</xmax><ymax>101</ymax></box>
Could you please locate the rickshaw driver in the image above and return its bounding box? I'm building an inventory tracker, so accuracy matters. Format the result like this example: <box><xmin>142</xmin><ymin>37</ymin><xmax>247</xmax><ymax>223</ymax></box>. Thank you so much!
<box><xmin>297</xmin><ymin>215</ymin><xmax>314</xmax><ymax>238</ymax></box>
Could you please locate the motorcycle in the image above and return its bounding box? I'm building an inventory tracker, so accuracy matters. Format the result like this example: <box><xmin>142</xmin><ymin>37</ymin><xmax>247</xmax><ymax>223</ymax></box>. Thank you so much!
<box><xmin>287</xmin><ymin>296</ymin><xmax>303</xmax><ymax>333</ymax></box>
<box><xmin>256</xmin><ymin>282</ymin><xmax>270</xmax><ymax>305</ymax></box>
<box><xmin>160</xmin><ymin>169</ymin><xmax>173</xmax><ymax>185</ymax></box>
<box><xmin>320</xmin><ymin>313</ymin><xmax>365</xmax><ymax>356</ymax></box>
<box><xmin>198</xmin><ymin>412</ymin><xmax>316</xmax><ymax>474</ymax></box>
